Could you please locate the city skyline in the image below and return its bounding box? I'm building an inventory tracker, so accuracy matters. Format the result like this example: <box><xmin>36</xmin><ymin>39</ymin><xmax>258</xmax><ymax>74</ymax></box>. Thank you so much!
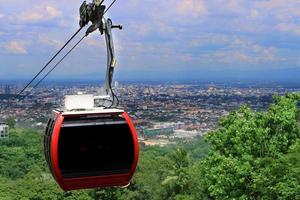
<box><xmin>1</xmin><ymin>0</ymin><xmax>300</xmax><ymax>81</ymax></box>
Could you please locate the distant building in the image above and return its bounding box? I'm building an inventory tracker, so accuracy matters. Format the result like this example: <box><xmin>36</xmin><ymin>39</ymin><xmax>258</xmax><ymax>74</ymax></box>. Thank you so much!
<box><xmin>0</xmin><ymin>123</ymin><xmax>9</xmax><ymax>139</ymax></box>
<box><xmin>4</xmin><ymin>85</ymin><xmax>10</xmax><ymax>95</ymax></box>
<box><xmin>143</xmin><ymin>128</ymin><xmax>174</xmax><ymax>137</ymax></box>
<box><xmin>114</xmin><ymin>81</ymin><xmax>119</xmax><ymax>88</ymax></box>
<box><xmin>0</xmin><ymin>85</ymin><xmax>16</xmax><ymax>99</ymax></box>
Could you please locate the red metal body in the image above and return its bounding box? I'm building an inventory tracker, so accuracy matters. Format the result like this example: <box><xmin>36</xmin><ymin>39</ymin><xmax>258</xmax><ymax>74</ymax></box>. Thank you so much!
<box><xmin>47</xmin><ymin>111</ymin><xmax>139</xmax><ymax>191</ymax></box>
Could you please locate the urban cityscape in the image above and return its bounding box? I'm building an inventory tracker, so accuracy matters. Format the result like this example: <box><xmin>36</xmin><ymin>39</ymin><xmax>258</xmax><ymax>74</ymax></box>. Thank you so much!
<box><xmin>1</xmin><ymin>81</ymin><xmax>299</xmax><ymax>146</ymax></box>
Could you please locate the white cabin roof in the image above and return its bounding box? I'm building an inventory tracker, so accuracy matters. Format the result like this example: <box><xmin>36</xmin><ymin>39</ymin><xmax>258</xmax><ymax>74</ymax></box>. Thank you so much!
<box><xmin>53</xmin><ymin>108</ymin><xmax>124</xmax><ymax>116</ymax></box>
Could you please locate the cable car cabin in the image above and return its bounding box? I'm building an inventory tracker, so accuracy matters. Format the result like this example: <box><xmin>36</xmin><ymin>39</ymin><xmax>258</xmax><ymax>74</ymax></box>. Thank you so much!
<box><xmin>44</xmin><ymin>109</ymin><xmax>139</xmax><ymax>191</ymax></box>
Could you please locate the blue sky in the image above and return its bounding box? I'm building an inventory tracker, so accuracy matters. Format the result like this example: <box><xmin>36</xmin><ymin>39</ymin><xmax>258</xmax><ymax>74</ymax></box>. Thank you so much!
<box><xmin>0</xmin><ymin>0</ymin><xmax>300</xmax><ymax>82</ymax></box>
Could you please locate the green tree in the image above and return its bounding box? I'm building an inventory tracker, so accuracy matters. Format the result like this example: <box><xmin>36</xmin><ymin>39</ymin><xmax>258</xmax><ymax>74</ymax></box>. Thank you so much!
<box><xmin>160</xmin><ymin>149</ymin><xmax>193</xmax><ymax>200</ymax></box>
<box><xmin>197</xmin><ymin>93</ymin><xmax>300</xmax><ymax>200</ymax></box>
<box><xmin>5</xmin><ymin>116</ymin><xmax>16</xmax><ymax>129</ymax></box>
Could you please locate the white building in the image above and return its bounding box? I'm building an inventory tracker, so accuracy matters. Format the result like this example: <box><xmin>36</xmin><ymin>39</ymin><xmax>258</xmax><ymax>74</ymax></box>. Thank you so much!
<box><xmin>0</xmin><ymin>123</ymin><xmax>9</xmax><ymax>138</ymax></box>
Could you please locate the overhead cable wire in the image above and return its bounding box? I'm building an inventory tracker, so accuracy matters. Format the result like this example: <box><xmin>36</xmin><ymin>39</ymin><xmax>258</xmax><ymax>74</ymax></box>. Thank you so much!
<box><xmin>31</xmin><ymin>35</ymin><xmax>86</xmax><ymax>90</ymax></box>
<box><xmin>104</xmin><ymin>0</ymin><xmax>117</xmax><ymax>15</ymax></box>
<box><xmin>17</xmin><ymin>27</ymin><xmax>83</xmax><ymax>97</ymax></box>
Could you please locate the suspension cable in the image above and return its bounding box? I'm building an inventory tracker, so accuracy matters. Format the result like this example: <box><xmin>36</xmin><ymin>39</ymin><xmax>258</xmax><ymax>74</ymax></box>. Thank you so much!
<box><xmin>31</xmin><ymin>35</ymin><xmax>86</xmax><ymax>91</ymax></box>
<box><xmin>17</xmin><ymin>27</ymin><xmax>83</xmax><ymax>97</ymax></box>
<box><xmin>104</xmin><ymin>0</ymin><xmax>117</xmax><ymax>15</ymax></box>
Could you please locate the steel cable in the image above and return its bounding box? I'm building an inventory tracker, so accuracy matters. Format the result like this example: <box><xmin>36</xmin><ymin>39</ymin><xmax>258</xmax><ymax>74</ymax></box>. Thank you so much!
<box><xmin>17</xmin><ymin>27</ymin><xmax>83</xmax><ymax>97</ymax></box>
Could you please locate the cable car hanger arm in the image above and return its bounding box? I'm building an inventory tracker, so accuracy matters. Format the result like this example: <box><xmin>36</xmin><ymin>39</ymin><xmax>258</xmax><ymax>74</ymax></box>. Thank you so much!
<box><xmin>80</xmin><ymin>0</ymin><xmax>122</xmax><ymax>96</ymax></box>
<box><xmin>104</xmin><ymin>19</ymin><xmax>122</xmax><ymax>95</ymax></box>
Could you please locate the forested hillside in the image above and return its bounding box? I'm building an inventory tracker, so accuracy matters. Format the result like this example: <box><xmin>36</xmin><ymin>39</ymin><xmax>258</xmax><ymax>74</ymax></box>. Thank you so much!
<box><xmin>0</xmin><ymin>94</ymin><xmax>299</xmax><ymax>200</ymax></box>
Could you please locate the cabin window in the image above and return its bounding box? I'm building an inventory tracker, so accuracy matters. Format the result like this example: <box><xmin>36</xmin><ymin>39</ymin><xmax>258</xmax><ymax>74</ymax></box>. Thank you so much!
<box><xmin>44</xmin><ymin>119</ymin><xmax>55</xmax><ymax>176</ymax></box>
<box><xmin>58</xmin><ymin>117</ymin><xmax>134</xmax><ymax>178</ymax></box>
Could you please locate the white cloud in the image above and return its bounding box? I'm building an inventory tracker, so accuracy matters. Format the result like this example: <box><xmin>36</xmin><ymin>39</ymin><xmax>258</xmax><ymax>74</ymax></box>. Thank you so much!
<box><xmin>276</xmin><ymin>23</ymin><xmax>300</xmax><ymax>36</ymax></box>
<box><xmin>127</xmin><ymin>23</ymin><xmax>151</xmax><ymax>37</ymax></box>
<box><xmin>84</xmin><ymin>38</ymin><xmax>105</xmax><ymax>48</ymax></box>
<box><xmin>233</xmin><ymin>52</ymin><xmax>253</xmax><ymax>63</ymax></box>
<box><xmin>176</xmin><ymin>0</ymin><xmax>208</xmax><ymax>16</ymax></box>
<box><xmin>179</xmin><ymin>54</ymin><xmax>194</xmax><ymax>62</ymax></box>
<box><xmin>136</xmin><ymin>24</ymin><xmax>151</xmax><ymax>37</ymax></box>
<box><xmin>250</xmin><ymin>10</ymin><xmax>259</xmax><ymax>18</ymax></box>
<box><xmin>254</xmin><ymin>0</ymin><xmax>300</xmax><ymax>23</ymax></box>
<box><xmin>227</xmin><ymin>0</ymin><xmax>243</xmax><ymax>11</ymax></box>
<box><xmin>17</xmin><ymin>5</ymin><xmax>61</xmax><ymax>23</ymax></box>
<box><xmin>5</xmin><ymin>40</ymin><xmax>27</xmax><ymax>54</ymax></box>
<box><xmin>190</xmin><ymin>34</ymin><xmax>230</xmax><ymax>47</ymax></box>
<box><xmin>254</xmin><ymin>0</ymin><xmax>289</xmax><ymax>10</ymax></box>
<box><xmin>45</xmin><ymin>5</ymin><xmax>61</xmax><ymax>18</ymax></box>
<box><xmin>216</xmin><ymin>0</ymin><xmax>244</xmax><ymax>13</ymax></box>
<box><xmin>39</xmin><ymin>36</ymin><xmax>63</xmax><ymax>48</ymax></box>
<box><xmin>204</xmin><ymin>37</ymin><xmax>280</xmax><ymax>65</ymax></box>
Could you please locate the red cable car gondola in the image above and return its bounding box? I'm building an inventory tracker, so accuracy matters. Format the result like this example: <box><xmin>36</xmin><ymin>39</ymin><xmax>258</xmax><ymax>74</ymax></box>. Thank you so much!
<box><xmin>44</xmin><ymin>109</ymin><xmax>139</xmax><ymax>191</ymax></box>
<box><xmin>42</xmin><ymin>0</ymin><xmax>139</xmax><ymax>191</ymax></box>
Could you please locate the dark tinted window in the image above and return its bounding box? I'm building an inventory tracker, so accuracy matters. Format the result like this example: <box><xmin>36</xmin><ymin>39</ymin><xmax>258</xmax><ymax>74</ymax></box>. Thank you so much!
<box><xmin>44</xmin><ymin>119</ymin><xmax>55</xmax><ymax>176</ymax></box>
<box><xmin>58</xmin><ymin>117</ymin><xmax>134</xmax><ymax>178</ymax></box>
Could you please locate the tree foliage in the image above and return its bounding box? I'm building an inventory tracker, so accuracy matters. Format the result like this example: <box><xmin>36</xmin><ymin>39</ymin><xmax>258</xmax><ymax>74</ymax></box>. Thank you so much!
<box><xmin>5</xmin><ymin>116</ymin><xmax>16</xmax><ymax>129</ymax></box>
<box><xmin>197</xmin><ymin>93</ymin><xmax>300</xmax><ymax>199</ymax></box>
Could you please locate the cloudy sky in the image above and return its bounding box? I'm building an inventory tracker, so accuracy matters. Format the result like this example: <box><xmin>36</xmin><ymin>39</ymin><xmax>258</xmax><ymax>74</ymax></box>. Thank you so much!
<box><xmin>0</xmin><ymin>0</ymin><xmax>300</xmax><ymax>82</ymax></box>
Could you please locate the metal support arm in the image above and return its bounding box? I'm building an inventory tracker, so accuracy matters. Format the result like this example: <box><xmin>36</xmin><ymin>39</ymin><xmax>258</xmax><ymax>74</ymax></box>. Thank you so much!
<box><xmin>79</xmin><ymin>0</ymin><xmax>122</xmax><ymax>96</ymax></box>
<box><xmin>103</xmin><ymin>18</ymin><xmax>122</xmax><ymax>95</ymax></box>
